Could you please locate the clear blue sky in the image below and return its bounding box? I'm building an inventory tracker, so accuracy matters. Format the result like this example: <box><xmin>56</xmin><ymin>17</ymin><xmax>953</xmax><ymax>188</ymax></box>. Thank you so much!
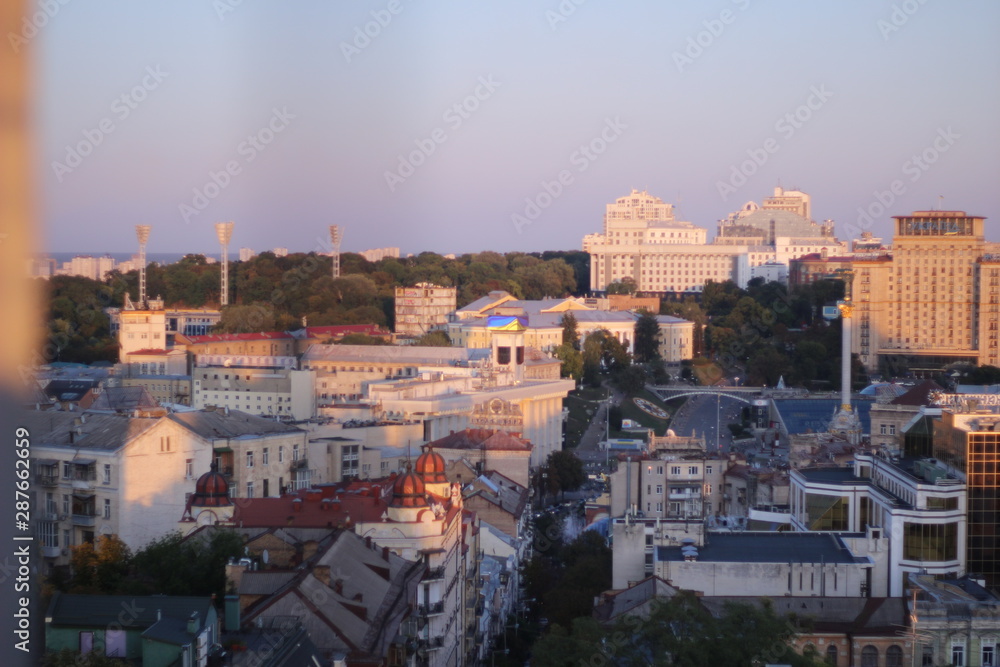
<box><xmin>37</xmin><ymin>0</ymin><xmax>1000</xmax><ymax>255</ymax></box>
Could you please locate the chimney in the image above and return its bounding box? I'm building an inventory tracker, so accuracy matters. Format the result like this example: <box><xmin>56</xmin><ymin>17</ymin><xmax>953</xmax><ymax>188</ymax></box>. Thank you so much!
<box><xmin>382</xmin><ymin>546</ymin><xmax>390</xmax><ymax>561</ymax></box>
<box><xmin>364</xmin><ymin>536</ymin><xmax>371</xmax><ymax>549</ymax></box>
<box><xmin>187</xmin><ymin>611</ymin><xmax>199</xmax><ymax>635</ymax></box>
<box><xmin>225</xmin><ymin>558</ymin><xmax>247</xmax><ymax>590</ymax></box>
<box><xmin>314</xmin><ymin>565</ymin><xmax>331</xmax><ymax>587</ymax></box>
<box><xmin>332</xmin><ymin>577</ymin><xmax>343</xmax><ymax>595</ymax></box>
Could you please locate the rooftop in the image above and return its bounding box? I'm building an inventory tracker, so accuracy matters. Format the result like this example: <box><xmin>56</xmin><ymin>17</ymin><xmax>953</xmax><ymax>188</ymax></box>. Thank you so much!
<box><xmin>656</xmin><ymin>532</ymin><xmax>858</xmax><ymax>564</ymax></box>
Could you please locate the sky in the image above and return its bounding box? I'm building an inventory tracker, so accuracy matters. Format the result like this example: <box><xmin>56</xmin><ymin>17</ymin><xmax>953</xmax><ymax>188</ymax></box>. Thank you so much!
<box><xmin>35</xmin><ymin>0</ymin><xmax>1000</xmax><ymax>256</ymax></box>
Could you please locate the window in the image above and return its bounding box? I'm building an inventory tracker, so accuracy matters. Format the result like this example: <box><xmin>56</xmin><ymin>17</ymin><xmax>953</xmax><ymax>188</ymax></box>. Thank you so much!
<box><xmin>952</xmin><ymin>644</ymin><xmax>965</xmax><ymax>667</ymax></box>
<box><xmin>826</xmin><ymin>644</ymin><xmax>837</xmax><ymax>664</ymax></box>
<box><xmin>246</xmin><ymin>481</ymin><xmax>254</xmax><ymax>498</ymax></box>
<box><xmin>704</xmin><ymin>484</ymin><xmax>712</xmax><ymax>495</ymax></box>
<box><xmin>103</xmin><ymin>499</ymin><xmax>111</xmax><ymax>520</ymax></box>
<box><xmin>246</xmin><ymin>451</ymin><xmax>254</xmax><ymax>468</ymax></box>
<box><xmin>889</xmin><ymin>424</ymin><xmax>896</xmax><ymax>435</ymax></box>
<box><xmin>293</xmin><ymin>444</ymin><xmax>300</xmax><ymax>461</ymax></box>
<box><xmin>688</xmin><ymin>466</ymin><xmax>698</xmax><ymax>475</ymax></box>
<box><xmin>185</xmin><ymin>459</ymin><xmax>193</xmax><ymax>479</ymax></box>
<box><xmin>160</xmin><ymin>436</ymin><xmax>171</xmax><ymax>452</ymax></box>
<box><xmin>63</xmin><ymin>494</ymin><xmax>70</xmax><ymax>516</ymax></box>
<box><xmin>861</xmin><ymin>645</ymin><xmax>879</xmax><ymax>667</ymax></box>
<box><xmin>262</xmin><ymin>479</ymin><xmax>269</xmax><ymax>497</ymax></box>
<box><xmin>706</xmin><ymin>465</ymin><xmax>713</xmax><ymax>475</ymax></box>
<box><xmin>655</xmin><ymin>485</ymin><xmax>663</xmax><ymax>494</ymax></box>
<box><xmin>102</xmin><ymin>464</ymin><xmax>111</xmax><ymax>484</ymax></box>
<box><xmin>886</xmin><ymin>645</ymin><xmax>903</xmax><ymax>667</ymax></box>
<box><xmin>983</xmin><ymin>643</ymin><xmax>996</xmax><ymax>667</ymax></box>
<box><xmin>63</xmin><ymin>462</ymin><xmax>72</xmax><ymax>479</ymax></box>
<box><xmin>262</xmin><ymin>448</ymin><xmax>269</xmax><ymax>465</ymax></box>
<box><xmin>880</xmin><ymin>424</ymin><xmax>887</xmax><ymax>435</ymax></box>
<box><xmin>278</xmin><ymin>446</ymin><xmax>284</xmax><ymax>463</ymax></box>
<box><xmin>670</xmin><ymin>466</ymin><xmax>680</xmax><ymax>475</ymax></box>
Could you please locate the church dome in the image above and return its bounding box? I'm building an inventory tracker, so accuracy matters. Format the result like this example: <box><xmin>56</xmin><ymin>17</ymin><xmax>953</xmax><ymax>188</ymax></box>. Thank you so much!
<box><xmin>415</xmin><ymin>445</ymin><xmax>447</xmax><ymax>484</ymax></box>
<box><xmin>391</xmin><ymin>466</ymin><xmax>427</xmax><ymax>508</ymax></box>
<box><xmin>191</xmin><ymin>462</ymin><xmax>231</xmax><ymax>507</ymax></box>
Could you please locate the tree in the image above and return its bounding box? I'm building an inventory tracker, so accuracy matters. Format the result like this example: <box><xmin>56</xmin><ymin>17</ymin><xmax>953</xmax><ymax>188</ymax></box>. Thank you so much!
<box><xmin>413</xmin><ymin>330</ymin><xmax>451</xmax><ymax>347</ymax></box>
<box><xmin>68</xmin><ymin>535</ymin><xmax>131</xmax><ymax>594</ymax></box>
<box><xmin>333</xmin><ymin>333</ymin><xmax>391</xmax><ymax>345</ymax></box>
<box><xmin>554</xmin><ymin>342</ymin><xmax>583</xmax><ymax>380</ymax></box>
<box><xmin>611</xmin><ymin>591</ymin><xmax>825</xmax><ymax>667</ymax></box>
<box><xmin>605</xmin><ymin>277</ymin><xmax>637</xmax><ymax>295</ymax></box>
<box><xmin>560</xmin><ymin>312</ymin><xmax>580</xmax><ymax>351</ymax></box>
<box><xmin>545</xmin><ymin>450</ymin><xmax>585</xmax><ymax>494</ymax></box>
<box><xmin>214</xmin><ymin>303</ymin><xmax>278</xmax><ymax>333</ymax></box>
<box><xmin>633</xmin><ymin>311</ymin><xmax>662</xmax><ymax>363</ymax></box>
<box><xmin>531</xmin><ymin>617</ymin><xmax>606</xmax><ymax>666</ymax></box>
<box><xmin>614</xmin><ymin>364</ymin><xmax>648</xmax><ymax>395</ymax></box>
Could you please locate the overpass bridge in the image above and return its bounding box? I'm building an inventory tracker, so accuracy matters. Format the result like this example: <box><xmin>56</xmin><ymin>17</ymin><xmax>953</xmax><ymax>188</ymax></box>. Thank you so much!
<box><xmin>651</xmin><ymin>385</ymin><xmax>763</xmax><ymax>405</ymax></box>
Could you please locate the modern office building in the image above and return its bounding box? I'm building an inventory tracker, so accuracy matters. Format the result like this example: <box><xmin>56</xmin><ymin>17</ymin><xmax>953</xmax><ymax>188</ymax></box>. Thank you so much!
<box><xmin>789</xmin><ymin>453</ymin><xmax>966</xmax><ymax>596</ymax></box>
<box><xmin>932</xmin><ymin>399</ymin><xmax>1000</xmax><ymax>589</ymax></box>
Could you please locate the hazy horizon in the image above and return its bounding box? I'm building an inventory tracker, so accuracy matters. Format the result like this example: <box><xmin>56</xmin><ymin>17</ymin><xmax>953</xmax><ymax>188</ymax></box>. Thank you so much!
<box><xmin>38</xmin><ymin>1</ymin><xmax>1000</xmax><ymax>255</ymax></box>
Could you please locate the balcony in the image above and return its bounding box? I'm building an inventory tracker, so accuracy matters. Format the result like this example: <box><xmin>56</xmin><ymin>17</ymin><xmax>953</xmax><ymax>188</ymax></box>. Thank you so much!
<box><xmin>35</xmin><ymin>473</ymin><xmax>59</xmax><ymax>487</ymax></box>
<box><xmin>291</xmin><ymin>458</ymin><xmax>309</xmax><ymax>470</ymax></box>
<box><xmin>418</xmin><ymin>601</ymin><xmax>445</xmax><ymax>616</ymax></box>
<box><xmin>72</xmin><ymin>513</ymin><xmax>97</xmax><ymax>527</ymax></box>
<box><xmin>417</xmin><ymin>636</ymin><xmax>444</xmax><ymax>651</ymax></box>
<box><xmin>422</xmin><ymin>566</ymin><xmax>446</xmax><ymax>582</ymax></box>
<box><xmin>41</xmin><ymin>545</ymin><xmax>61</xmax><ymax>559</ymax></box>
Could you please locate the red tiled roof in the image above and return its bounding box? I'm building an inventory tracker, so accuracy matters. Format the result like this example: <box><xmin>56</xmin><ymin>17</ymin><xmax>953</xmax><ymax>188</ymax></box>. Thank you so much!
<box><xmin>304</xmin><ymin>325</ymin><xmax>386</xmax><ymax>337</ymax></box>
<box><xmin>126</xmin><ymin>348</ymin><xmax>170</xmax><ymax>356</ymax></box>
<box><xmin>185</xmin><ymin>332</ymin><xmax>293</xmax><ymax>343</ymax></box>
<box><xmin>232</xmin><ymin>479</ymin><xmax>393</xmax><ymax>528</ymax></box>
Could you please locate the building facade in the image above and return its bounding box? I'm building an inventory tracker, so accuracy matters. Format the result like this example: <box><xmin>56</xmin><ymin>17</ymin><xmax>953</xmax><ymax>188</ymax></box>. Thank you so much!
<box><xmin>394</xmin><ymin>283</ymin><xmax>457</xmax><ymax>335</ymax></box>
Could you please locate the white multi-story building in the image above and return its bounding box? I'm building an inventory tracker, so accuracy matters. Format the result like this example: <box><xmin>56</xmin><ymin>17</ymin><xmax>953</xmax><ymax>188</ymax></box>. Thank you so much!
<box><xmin>27</xmin><ymin>407</ymin><xmax>309</xmax><ymax>568</ymax></box>
<box><xmin>585</xmin><ymin>188</ymin><xmax>846</xmax><ymax>294</ymax></box>
<box><xmin>191</xmin><ymin>367</ymin><xmax>316</xmax><ymax>421</ymax></box>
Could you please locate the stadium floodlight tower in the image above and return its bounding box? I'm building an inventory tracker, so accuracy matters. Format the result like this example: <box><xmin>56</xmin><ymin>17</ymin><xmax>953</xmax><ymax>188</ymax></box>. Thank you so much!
<box><xmin>329</xmin><ymin>225</ymin><xmax>342</xmax><ymax>280</ymax></box>
<box><xmin>135</xmin><ymin>224</ymin><xmax>151</xmax><ymax>308</ymax></box>
<box><xmin>215</xmin><ymin>221</ymin><xmax>234</xmax><ymax>306</ymax></box>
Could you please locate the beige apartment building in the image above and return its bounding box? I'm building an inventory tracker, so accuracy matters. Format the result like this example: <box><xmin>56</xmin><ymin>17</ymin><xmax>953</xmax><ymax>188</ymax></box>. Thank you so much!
<box><xmin>852</xmin><ymin>211</ymin><xmax>999</xmax><ymax>373</ymax></box>
<box><xmin>394</xmin><ymin>282</ymin><xmax>456</xmax><ymax>335</ymax></box>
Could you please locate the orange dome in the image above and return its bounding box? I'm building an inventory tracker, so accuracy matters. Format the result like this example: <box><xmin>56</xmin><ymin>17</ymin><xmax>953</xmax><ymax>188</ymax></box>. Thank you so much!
<box><xmin>415</xmin><ymin>445</ymin><xmax>447</xmax><ymax>483</ymax></box>
<box><xmin>391</xmin><ymin>466</ymin><xmax>427</xmax><ymax>508</ymax></box>
<box><xmin>191</xmin><ymin>462</ymin><xmax>231</xmax><ymax>507</ymax></box>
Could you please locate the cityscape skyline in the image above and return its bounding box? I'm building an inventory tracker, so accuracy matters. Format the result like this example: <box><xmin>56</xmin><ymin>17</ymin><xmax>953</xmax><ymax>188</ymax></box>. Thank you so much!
<box><xmin>37</xmin><ymin>1</ymin><xmax>1000</xmax><ymax>255</ymax></box>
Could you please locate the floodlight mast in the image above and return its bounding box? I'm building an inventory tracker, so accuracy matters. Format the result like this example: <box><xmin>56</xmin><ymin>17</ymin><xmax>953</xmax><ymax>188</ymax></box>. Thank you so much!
<box><xmin>135</xmin><ymin>225</ymin><xmax>151</xmax><ymax>308</ymax></box>
<box><xmin>215</xmin><ymin>222</ymin><xmax>234</xmax><ymax>306</ymax></box>
<box><xmin>330</xmin><ymin>225</ymin><xmax>342</xmax><ymax>280</ymax></box>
